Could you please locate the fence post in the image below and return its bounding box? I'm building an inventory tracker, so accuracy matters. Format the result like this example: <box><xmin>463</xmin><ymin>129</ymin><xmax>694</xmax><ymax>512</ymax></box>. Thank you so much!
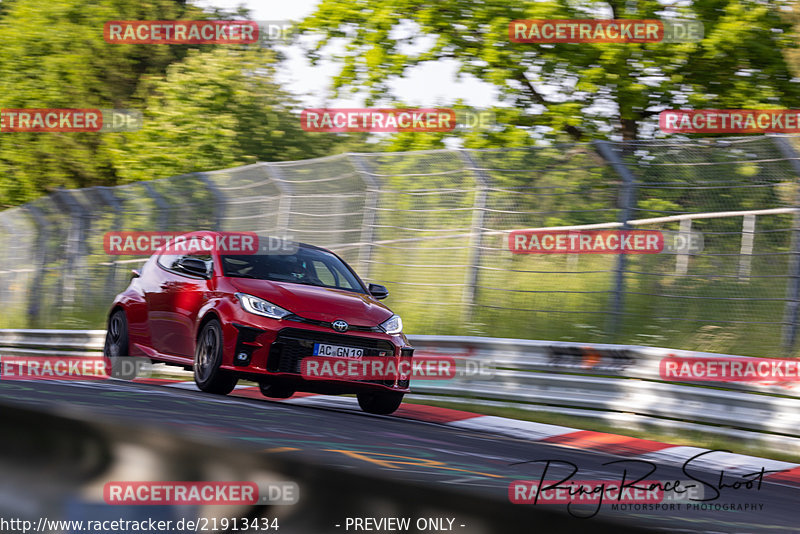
<box><xmin>25</xmin><ymin>205</ymin><xmax>49</xmax><ymax>325</ymax></box>
<box><xmin>90</xmin><ymin>186</ymin><xmax>124</xmax><ymax>302</ymax></box>
<box><xmin>51</xmin><ymin>189</ymin><xmax>89</xmax><ymax>306</ymax></box>
<box><xmin>675</xmin><ymin>218</ymin><xmax>692</xmax><ymax>275</ymax></box>
<box><xmin>593</xmin><ymin>140</ymin><xmax>638</xmax><ymax>342</ymax></box>
<box><xmin>458</xmin><ymin>150</ymin><xmax>489</xmax><ymax>323</ymax></box>
<box><xmin>0</xmin><ymin>215</ymin><xmax>14</xmax><ymax>311</ymax></box>
<box><xmin>264</xmin><ymin>163</ymin><xmax>293</xmax><ymax>236</ymax></box>
<box><xmin>770</xmin><ymin>135</ymin><xmax>800</xmax><ymax>355</ymax></box>
<box><xmin>349</xmin><ymin>154</ymin><xmax>379</xmax><ymax>279</ymax></box>
<box><xmin>195</xmin><ymin>172</ymin><xmax>226</xmax><ymax>231</ymax></box>
<box><xmin>142</xmin><ymin>182</ymin><xmax>169</xmax><ymax>231</ymax></box>
<box><xmin>738</xmin><ymin>214</ymin><xmax>756</xmax><ymax>281</ymax></box>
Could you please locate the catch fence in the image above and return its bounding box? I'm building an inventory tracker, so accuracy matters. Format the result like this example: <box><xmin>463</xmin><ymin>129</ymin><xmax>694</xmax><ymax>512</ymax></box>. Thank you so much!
<box><xmin>1</xmin><ymin>134</ymin><xmax>800</xmax><ymax>357</ymax></box>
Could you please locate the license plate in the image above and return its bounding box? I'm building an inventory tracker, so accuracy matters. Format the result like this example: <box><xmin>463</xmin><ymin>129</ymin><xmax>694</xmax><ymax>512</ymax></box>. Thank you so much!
<box><xmin>313</xmin><ymin>343</ymin><xmax>364</xmax><ymax>359</ymax></box>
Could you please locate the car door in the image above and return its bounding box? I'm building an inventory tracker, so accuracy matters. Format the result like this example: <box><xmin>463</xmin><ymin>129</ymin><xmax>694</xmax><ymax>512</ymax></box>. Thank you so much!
<box><xmin>147</xmin><ymin>252</ymin><xmax>212</xmax><ymax>358</ymax></box>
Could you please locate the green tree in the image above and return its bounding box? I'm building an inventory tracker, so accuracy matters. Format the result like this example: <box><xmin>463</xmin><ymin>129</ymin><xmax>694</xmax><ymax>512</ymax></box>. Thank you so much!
<box><xmin>299</xmin><ymin>0</ymin><xmax>800</xmax><ymax>144</ymax></box>
<box><xmin>0</xmin><ymin>0</ymin><xmax>208</xmax><ymax>206</ymax></box>
<box><xmin>0</xmin><ymin>0</ymin><xmax>356</xmax><ymax>206</ymax></box>
<box><xmin>108</xmin><ymin>47</ymin><xmax>349</xmax><ymax>182</ymax></box>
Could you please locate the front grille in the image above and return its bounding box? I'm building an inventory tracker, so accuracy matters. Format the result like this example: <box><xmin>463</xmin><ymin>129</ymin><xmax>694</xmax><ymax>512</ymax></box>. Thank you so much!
<box><xmin>286</xmin><ymin>315</ymin><xmax>382</xmax><ymax>332</ymax></box>
<box><xmin>267</xmin><ymin>327</ymin><xmax>395</xmax><ymax>374</ymax></box>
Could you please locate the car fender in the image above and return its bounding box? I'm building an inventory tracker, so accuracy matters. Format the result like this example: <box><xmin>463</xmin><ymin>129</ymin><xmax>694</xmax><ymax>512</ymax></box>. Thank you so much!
<box><xmin>195</xmin><ymin>295</ymin><xmax>240</xmax><ymax>366</ymax></box>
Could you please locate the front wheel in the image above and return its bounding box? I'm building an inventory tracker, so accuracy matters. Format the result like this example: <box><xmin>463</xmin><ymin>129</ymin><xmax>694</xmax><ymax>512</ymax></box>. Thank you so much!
<box><xmin>357</xmin><ymin>391</ymin><xmax>404</xmax><ymax>415</ymax></box>
<box><xmin>103</xmin><ymin>310</ymin><xmax>129</xmax><ymax>378</ymax></box>
<box><xmin>194</xmin><ymin>319</ymin><xmax>238</xmax><ymax>395</ymax></box>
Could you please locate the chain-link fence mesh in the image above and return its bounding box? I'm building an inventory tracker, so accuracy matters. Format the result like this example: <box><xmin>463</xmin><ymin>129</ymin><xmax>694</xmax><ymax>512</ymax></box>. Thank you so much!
<box><xmin>2</xmin><ymin>134</ymin><xmax>800</xmax><ymax>357</ymax></box>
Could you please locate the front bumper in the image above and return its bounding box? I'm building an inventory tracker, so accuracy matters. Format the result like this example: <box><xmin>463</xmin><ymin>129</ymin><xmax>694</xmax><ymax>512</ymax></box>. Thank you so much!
<box><xmin>220</xmin><ymin>320</ymin><xmax>413</xmax><ymax>393</ymax></box>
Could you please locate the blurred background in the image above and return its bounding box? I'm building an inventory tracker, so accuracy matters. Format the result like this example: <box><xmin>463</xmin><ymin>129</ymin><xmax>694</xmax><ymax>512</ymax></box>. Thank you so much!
<box><xmin>1</xmin><ymin>0</ymin><xmax>800</xmax><ymax>359</ymax></box>
<box><xmin>3</xmin><ymin>3</ymin><xmax>800</xmax><ymax>532</ymax></box>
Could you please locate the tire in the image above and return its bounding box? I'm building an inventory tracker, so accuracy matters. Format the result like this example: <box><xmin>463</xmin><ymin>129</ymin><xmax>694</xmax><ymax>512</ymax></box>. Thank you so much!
<box><xmin>259</xmin><ymin>382</ymin><xmax>295</xmax><ymax>399</ymax></box>
<box><xmin>103</xmin><ymin>310</ymin><xmax>129</xmax><ymax>378</ymax></box>
<box><xmin>357</xmin><ymin>391</ymin><xmax>404</xmax><ymax>415</ymax></box>
<box><xmin>194</xmin><ymin>319</ymin><xmax>238</xmax><ymax>395</ymax></box>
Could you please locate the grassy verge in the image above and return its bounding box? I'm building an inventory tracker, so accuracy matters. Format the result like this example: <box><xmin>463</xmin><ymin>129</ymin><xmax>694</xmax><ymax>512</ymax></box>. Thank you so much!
<box><xmin>406</xmin><ymin>397</ymin><xmax>800</xmax><ymax>465</ymax></box>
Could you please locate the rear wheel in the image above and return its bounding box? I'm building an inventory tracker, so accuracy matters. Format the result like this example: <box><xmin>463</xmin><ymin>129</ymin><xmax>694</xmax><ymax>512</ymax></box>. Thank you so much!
<box><xmin>194</xmin><ymin>319</ymin><xmax>237</xmax><ymax>395</ymax></box>
<box><xmin>103</xmin><ymin>310</ymin><xmax>129</xmax><ymax>378</ymax></box>
<box><xmin>259</xmin><ymin>382</ymin><xmax>295</xmax><ymax>399</ymax></box>
<box><xmin>357</xmin><ymin>391</ymin><xmax>404</xmax><ymax>415</ymax></box>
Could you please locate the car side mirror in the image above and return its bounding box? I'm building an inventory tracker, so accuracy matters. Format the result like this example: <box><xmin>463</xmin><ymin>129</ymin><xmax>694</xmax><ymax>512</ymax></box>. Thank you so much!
<box><xmin>178</xmin><ymin>257</ymin><xmax>210</xmax><ymax>278</ymax></box>
<box><xmin>368</xmin><ymin>283</ymin><xmax>389</xmax><ymax>300</ymax></box>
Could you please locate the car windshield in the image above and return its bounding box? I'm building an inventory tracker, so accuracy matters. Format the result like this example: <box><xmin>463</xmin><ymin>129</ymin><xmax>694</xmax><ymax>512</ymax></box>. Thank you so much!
<box><xmin>221</xmin><ymin>246</ymin><xmax>365</xmax><ymax>293</ymax></box>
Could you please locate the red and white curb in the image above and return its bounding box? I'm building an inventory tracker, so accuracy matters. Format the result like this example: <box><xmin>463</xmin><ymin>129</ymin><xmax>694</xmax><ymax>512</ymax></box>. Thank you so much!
<box><xmin>138</xmin><ymin>377</ymin><xmax>800</xmax><ymax>483</ymax></box>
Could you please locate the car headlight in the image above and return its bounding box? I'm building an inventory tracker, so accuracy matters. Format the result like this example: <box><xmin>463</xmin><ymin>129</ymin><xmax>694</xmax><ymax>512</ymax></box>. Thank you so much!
<box><xmin>379</xmin><ymin>314</ymin><xmax>403</xmax><ymax>334</ymax></box>
<box><xmin>235</xmin><ymin>293</ymin><xmax>292</xmax><ymax>319</ymax></box>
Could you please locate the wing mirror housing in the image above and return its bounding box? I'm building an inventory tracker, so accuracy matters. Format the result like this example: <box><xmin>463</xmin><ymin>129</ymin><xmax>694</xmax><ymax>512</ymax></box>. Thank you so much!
<box><xmin>368</xmin><ymin>283</ymin><xmax>389</xmax><ymax>300</ymax></box>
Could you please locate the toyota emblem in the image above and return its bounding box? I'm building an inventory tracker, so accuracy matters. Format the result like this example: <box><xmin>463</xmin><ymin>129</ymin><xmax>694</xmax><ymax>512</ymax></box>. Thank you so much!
<box><xmin>332</xmin><ymin>320</ymin><xmax>348</xmax><ymax>332</ymax></box>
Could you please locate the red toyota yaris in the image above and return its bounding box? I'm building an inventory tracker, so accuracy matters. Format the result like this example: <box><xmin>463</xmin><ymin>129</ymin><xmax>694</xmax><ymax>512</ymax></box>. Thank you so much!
<box><xmin>104</xmin><ymin>231</ymin><xmax>412</xmax><ymax>414</ymax></box>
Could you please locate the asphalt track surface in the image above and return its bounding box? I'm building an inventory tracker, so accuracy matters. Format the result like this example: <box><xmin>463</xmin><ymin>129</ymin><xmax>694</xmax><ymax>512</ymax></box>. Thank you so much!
<box><xmin>0</xmin><ymin>378</ymin><xmax>797</xmax><ymax>533</ymax></box>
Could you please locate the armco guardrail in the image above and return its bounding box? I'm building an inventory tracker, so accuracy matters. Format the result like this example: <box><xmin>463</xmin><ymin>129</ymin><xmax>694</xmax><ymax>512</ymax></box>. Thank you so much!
<box><xmin>3</xmin><ymin>329</ymin><xmax>800</xmax><ymax>453</ymax></box>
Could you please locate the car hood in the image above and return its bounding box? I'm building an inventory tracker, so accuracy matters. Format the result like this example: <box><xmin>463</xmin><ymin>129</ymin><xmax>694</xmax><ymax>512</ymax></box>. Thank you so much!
<box><xmin>228</xmin><ymin>278</ymin><xmax>394</xmax><ymax>326</ymax></box>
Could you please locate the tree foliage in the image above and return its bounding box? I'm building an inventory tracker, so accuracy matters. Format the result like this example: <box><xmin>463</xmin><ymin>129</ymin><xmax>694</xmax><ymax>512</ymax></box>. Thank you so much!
<box><xmin>0</xmin><ymin>0</ymin><xmax>206</xmax><ymax>206</ymax></box>
<box><xmin>107</xmin><ymin>48</ymin><xmax>347</xmax><ymax>183</ymax></box>
<box><xmin>0</xmin><ymin>0</ymin><xmax>357</xmax><ymax>207</ymax></box>
<box><xmin>299</xmin><ymin>0</ymin><xmax>800</xmax><ymax>144</ymax></box>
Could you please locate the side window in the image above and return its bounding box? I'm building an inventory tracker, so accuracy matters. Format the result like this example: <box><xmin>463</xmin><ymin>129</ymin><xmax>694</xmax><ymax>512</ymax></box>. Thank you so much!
<box><xmin>187</xmin><ymin>253</ymin><xmax>213</xmax><ymax>275</ymax></box>
<box><xmin>157</xmin><ymin>253</ymin><xmax>212</xmax><ymax>276</ymax></box>
<box><xmin>312</xmin><ymin>259</ymin><xmax>355</xmax><ymax>289</ymax></box>
<box><xmin>157</xmin><ymin>254</ymin><xmax>182</xmax><ymax>270</ymax></box>
<box><xmin>313</xmin><ymin>260</ymin><xmax>337</xmax><ymax>286</ymax></box>
<box><xmin>333</xmin><ymin>266</ymin><xmax>355</xmax><ymax>289</ymax></box>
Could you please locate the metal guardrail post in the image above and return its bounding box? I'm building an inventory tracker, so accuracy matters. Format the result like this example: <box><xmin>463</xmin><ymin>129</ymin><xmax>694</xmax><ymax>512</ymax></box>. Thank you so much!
<box><xmin>593</xmin><ymin>140</ymin><xmax>638</xmax><ymax>342</ymax></box>
<box><xmin>458</xmin><ymin>150</ymin><xmax>489</xmax><ymax>323</ymax></box>
<box><xmin>349</xmin><ymin>154</ymin><xmax>379</xmax><ymax>279</ymax></box>
<box><xmin>770</xmin><ymin>135</ymin><xmax>800</xmax><ymax>355</ymax></box>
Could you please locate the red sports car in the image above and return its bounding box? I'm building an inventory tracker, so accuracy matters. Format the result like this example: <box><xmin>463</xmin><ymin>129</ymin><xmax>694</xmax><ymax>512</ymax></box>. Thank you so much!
<box><xmin>103</xmin><ymin>231</ymin><xmax>412</xmax><ymax>414</ymax></box>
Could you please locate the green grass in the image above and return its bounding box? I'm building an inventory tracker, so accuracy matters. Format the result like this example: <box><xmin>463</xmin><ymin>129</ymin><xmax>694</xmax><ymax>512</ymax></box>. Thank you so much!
<box><xmin>380</xmin><ymin>250</ymin><xmax>791</xmax><ymax>358</ymax></box>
